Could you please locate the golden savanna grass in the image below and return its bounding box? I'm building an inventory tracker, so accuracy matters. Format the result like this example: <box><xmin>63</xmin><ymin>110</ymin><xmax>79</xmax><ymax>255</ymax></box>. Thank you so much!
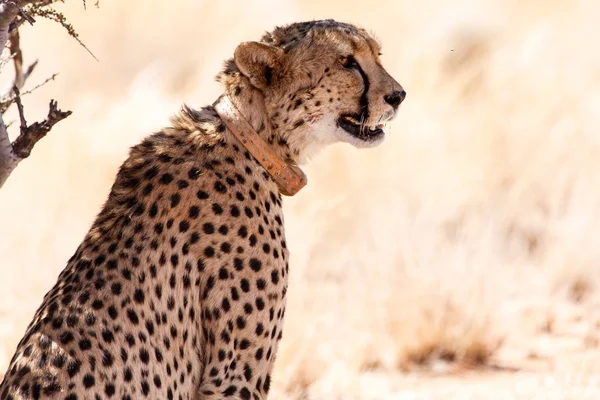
<box><xmin>2</xmin><ymin>0</ymin><xmax>600</xmax><ymax>398</ymax></box>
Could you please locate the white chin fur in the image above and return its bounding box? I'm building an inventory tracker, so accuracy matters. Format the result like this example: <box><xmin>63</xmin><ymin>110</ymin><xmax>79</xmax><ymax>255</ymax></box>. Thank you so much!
<box><xmin>291</xmin><ymin>116</ymin><xmax>385</xmax><ymax>164</ymax></box>
<box><xmin>338</xmin><ymin>128</ymin><xmax>386</xmax><ymax>149</ymax></box>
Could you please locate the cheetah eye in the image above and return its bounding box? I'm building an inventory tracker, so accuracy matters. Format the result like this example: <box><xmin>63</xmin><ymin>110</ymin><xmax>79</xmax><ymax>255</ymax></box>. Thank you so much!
<box><xmin>339</xmin><ymin>55</ymin><xmax>359</xmax><ymax>69</ymax></box>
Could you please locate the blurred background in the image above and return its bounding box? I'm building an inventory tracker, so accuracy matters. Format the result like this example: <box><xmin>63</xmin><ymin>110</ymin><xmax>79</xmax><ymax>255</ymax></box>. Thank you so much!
<box><xmin>1</xmin><ymin>0</ymin><xmax>600</xmax><ymax>398</ymax></box>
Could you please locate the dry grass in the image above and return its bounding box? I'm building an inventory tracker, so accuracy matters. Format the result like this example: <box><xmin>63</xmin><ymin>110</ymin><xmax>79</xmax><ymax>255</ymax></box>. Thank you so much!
<box><xmin>1</xmin><ymin>0</ymin><xmax>600</xmax><ymax>398</ymax></box>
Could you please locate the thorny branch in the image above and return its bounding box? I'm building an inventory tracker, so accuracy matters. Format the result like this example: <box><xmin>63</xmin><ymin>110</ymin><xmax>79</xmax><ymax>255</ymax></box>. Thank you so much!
<box><xmin>27</xmin><ymin>4</ymin><xmax>98</xmax><ymax>60</ymax></box>
<box><xmin>0</xmin><ymin>0</ymin><xmax>96</xmax><ymax>188</ymax></box>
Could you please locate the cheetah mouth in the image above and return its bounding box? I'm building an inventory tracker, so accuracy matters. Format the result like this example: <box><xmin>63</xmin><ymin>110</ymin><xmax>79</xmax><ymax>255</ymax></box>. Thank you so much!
<box><xmin>337</xmin><ymin>114</ymin><xmax>384</xmax><ymax>141</ymax></box>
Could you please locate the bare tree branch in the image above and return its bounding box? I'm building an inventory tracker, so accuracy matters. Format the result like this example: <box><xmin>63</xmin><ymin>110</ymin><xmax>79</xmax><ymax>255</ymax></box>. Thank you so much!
<box><xmin>0</xmin><ymin>0</ymin><xmax>94</xmax><ymax>188</ymax></box>
<box><xmin>12</xmin><ymin>85</ymin><xmax>25</xmax><ymax>126</ymax></box>
<box><xmin>12</xmin><ymin>92</ymin><xmax>71</xmax><ymax>158</ymax></box>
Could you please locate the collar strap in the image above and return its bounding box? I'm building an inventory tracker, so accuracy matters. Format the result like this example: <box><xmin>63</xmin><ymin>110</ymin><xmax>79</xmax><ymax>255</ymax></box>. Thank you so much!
<box><xmin>213</xmin><ymin>95</ymin><xmax>307</xmax><ymax>196</ymax></box>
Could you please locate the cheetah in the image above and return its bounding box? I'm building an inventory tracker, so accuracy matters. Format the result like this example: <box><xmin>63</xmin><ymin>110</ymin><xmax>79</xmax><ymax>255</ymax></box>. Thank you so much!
<box><xmin>0</xmin><ymin>19</ymin><xmax>405</xmax><ymax>399</ymax></box>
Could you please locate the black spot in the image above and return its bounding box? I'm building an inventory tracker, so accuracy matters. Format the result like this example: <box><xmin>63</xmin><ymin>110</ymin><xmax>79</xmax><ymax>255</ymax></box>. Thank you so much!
<box><xmin>160</xmin><ymin>173</ymin><xmax>174</xmax><ymax>184</ymax></box>
<box><xmin>220</xmin><ymin>242</ymin><xmax>231</xmax><ymax>253</ymax></box>
<box><xmin>204</xmin><ymin>246</ymin><xmax>215</xmax><ymax>257</ymax></box>
<box><xmin>255</xmin><ymin>297</ymin><xmax>265</xmax><ymax>310</ymax></box>
<box><xmin>255</xmin><ymin>323</ymin><xmax>264</xmax><ymax>336</ymax></box>
<box><xmin>83</xmin><ymin>374</ymin><xmax>95</xmax><ymax>388</ymax></box>
<box><xmin>189</xmin><ymin>206</ymin><xmax>200</xmax><ymax>218</ymax></box>
<box><xmin>124</xmin><ymin>368</ymin><xmax>133</xmax><ymax>382</ymax></box>
<box><xmin>140</xmin><ymin>348</ymin><xmax>150</xmax><ymax>364</ymax></box>
<box><xmin>111</xmin><ymin>283</ymin><xmax>122</xmax><ymax>295</ymax></box>
<box><xmin>219</xmin><ymin>267</ymin><xmax>229</xmax><ymax>280</ymax></box>
<box><xmin>212</xmin><ymin>203</ymin><xmax>224</xmax><ymax>215</ymax></box>
<box><xmin>85</xmin><ymin>313</ymin><xmax>96</xmax><ymax>326</ymax></box>
<box><xmin>102</xmin><ymin>330</ymin><xmax>114</xmax><ymax>343</ymax></box>
<box><xmin>249</xmin><ymin>235</ymin><xmax>257</xmax><ymax>247</ymax></box>
<box><xmin>170</xmin><ymin>193</ymin><xmax>181</xmax><ymax>208</ymax></box>
<box><xmin>234</xmin><ymin>258</ymin><xmax>244</xmax><ymax>271</ymax></box>
<box><xmin>271</xmin><ymin>270</ymin><xmax>279</xmax><ymax>284</ymax></box>
<box><xmin>108</xmin><ymin>306</ymin><xmax>118</xmax><ymax>319</ymax></box>
<box><xmin>105</xmin><ymin>383</ymin><xmax>116</xmax><ymax>397</ymax></box>
<box><xmin>189</xmin><ymin>168</ymin><xmax>201</xmax><ymax>180</ymax></box>
<box><xmin>144</xmin><ymin>166</ymin><xmax>159</xmax><ymax>179</ymax></box>
<box><xmin>236</xmin><ymin>316</ymin><xmax>246</xmax><ymax>329</ymax></box>
<box><xmin>203</xmin><ymin>223</ymin><xmax>215</xmax><ymax>234</ymax></box>
<box><xmin>197</xmin><ymin>190</ymin><xmax>209</xmax><ymax>199</ymax></box>
<box><xmin>221</xmin><ymin>298</ymin><xmax>231</xmax><ymax>312</ymax></box>
<box><xmin>214</xmin><ymin>181</ymin><xmax>227</xmax><ymax>193</ymax></box>
<box><xmin>241</xmin><ymin>279</ymin><xmax>250</xmax><ymax>293</ymax></box>
<box><xmin>158</xmin><ymin>154</ymin><xmax>173</xmax><ymax>163</ymax></box>
<box><xmin>250</xmin><ymin>258</ymin><xmax>262</xmax><ymax>272</ymax></box>
<box><xmin>67</xmin><ymin>360</ymin><xmax>81</xmax><ymax>377</ymax></box>
<box><xmin>102</xmin><ymin>350</ymin><xmax>114</xmax><ymax>367</ymax></box>
<box><xmin>179</xmin><ymin>220</ymin><xmax>190</xmax><ymax>233</ymax></box>
<box><xmin>134</xmin><ymin>289</ymin><xmax>145</xmax><ymax>304</ymax></box>
<box><xmin>127</xmin><ymin>309</ymin><xmax>139</xmax><ymax>325</ymax></box>
<box><xmin>142</xmin><ymin>380</ymin><xmax>150</xmax><ymax>396</ymax></box>
<box><xmin>150</xmin><ymin>203</ymin><xmax>158</xmax><ymax>218</ymax></box>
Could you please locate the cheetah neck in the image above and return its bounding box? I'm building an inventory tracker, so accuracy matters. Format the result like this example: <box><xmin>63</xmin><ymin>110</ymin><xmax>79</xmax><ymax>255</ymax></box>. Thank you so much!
<box><xmin>214</xmin><ymin>94</ymin><xmax>307</xmax><ymax>196</ymax></box>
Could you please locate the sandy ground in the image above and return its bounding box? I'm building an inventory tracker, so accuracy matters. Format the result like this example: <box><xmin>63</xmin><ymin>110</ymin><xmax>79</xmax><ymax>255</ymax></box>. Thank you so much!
<box><xmin>1</xmin><ymin>0</ymin><xmax>600</xmax><ymax>398</ymax></box>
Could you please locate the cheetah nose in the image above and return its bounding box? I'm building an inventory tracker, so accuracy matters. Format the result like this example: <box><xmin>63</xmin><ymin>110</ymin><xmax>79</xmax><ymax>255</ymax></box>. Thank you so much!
<box><xmin>384</xmin><ymin>90</ymin><xmax>406</xmax><ymax>109</ymax></box>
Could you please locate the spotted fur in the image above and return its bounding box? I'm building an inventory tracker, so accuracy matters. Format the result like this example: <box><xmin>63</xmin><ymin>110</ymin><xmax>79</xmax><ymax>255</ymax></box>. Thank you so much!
<box><xmin>0</xmin><ymin>19</ymin><xmax>404</xmax><ymax>399</ymax></box>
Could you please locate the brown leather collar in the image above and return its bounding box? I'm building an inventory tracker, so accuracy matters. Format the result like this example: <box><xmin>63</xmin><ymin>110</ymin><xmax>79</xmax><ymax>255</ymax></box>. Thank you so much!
<box><xmin>213</xmin><ymin>95</ymin><xmax>307</xmax><ymax>196</ymax></box>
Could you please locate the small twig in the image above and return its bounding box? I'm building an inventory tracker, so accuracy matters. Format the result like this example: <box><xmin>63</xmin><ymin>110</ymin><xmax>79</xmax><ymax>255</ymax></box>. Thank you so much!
<box><xmin>20</xmin><ymin>71</ymin><xmax>56</xmax><ymax>95</ymax></box>
<box><xmin>16</xmin><ymin>4</ymin><xmax>34</xmax><ymax>25</ymax></box>
<box><xmin>0</xmin><ymin>72</ymin><xmax>58</xmax><ymax>113</ymax></box>
<box><xmin>26</xmin><ymin>5</ymin><xmax>98</xmax><ymax>61</ymax></box>
<box><xmin>12</xmin><ymin>85</ymin><xmax>26</xmax><ymax>127</ymax></box>
<box><xmin>12</xmin><ymin>98</ymin><xmax>71</xmax><ymax>158</ymax></box>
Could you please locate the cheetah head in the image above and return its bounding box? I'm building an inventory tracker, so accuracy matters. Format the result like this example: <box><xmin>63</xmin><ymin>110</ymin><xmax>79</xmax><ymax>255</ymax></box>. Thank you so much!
<box><xmin>221</xmin><ymin>19</ymin><xmax>405</xmax><ymax>164</ymax></box>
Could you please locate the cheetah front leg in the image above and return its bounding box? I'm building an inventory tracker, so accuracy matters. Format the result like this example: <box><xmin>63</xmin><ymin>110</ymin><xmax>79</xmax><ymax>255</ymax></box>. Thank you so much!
<box><xmin>195</xmin><ymin>283</ymin><xmax>285</xmax><ymax>400</ymax></box>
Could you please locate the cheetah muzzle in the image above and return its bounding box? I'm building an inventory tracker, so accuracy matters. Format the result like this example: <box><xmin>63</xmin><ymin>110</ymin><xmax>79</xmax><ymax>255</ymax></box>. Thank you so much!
<box><xmin>0</xmin><ymin>19</ymin><xmax>405</xmax><ymax>400</ymax></box>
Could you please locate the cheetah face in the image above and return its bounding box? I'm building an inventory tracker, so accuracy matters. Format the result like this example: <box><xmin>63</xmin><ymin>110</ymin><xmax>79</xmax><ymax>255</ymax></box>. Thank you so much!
<box><xmin>325</xmin><ymin>51</ymin><xmax>405</xmax><ymax>148</ymax></box>
<box><xmin>233</xmin><ymin>20</ymin><xmax>405</xmax><ymax>162</ymax></box>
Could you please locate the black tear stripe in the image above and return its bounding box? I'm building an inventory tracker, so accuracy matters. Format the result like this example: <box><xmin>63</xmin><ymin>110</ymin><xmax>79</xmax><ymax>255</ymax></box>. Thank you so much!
<box><xmin>353</xmin><ymin>60</ymin><xmax>370</xmax><ymax>121</ymax></box>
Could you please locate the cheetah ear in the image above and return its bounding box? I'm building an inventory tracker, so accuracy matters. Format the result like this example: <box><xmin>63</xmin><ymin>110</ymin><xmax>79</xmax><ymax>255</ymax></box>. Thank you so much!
<box><xmin>234</xmin><ymin>41</ymin><xmax>284</xmax><ymax>90</ymax></box>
